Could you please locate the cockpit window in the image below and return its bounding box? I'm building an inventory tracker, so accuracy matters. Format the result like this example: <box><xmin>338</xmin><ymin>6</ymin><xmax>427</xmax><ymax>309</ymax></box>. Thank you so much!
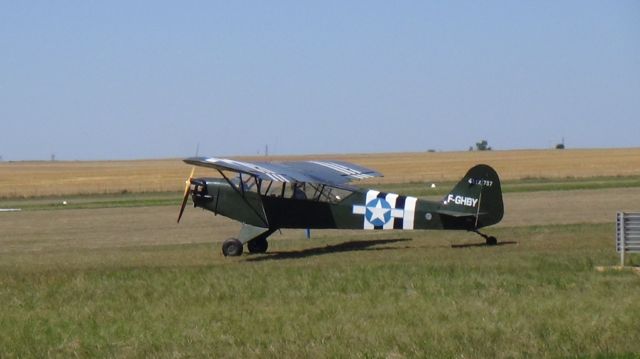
<box><xmin>259</xmin><ymin>180</ymin><xmax>353</xmax><ymax>203</ymax></box>
<box><xmin>315</xmin><ymin>185</ymin><xmax>353</xmax><ymax>203</ymax></box>
<box><xmin>263</xmin><ymin>180</ymin><xmax>285</xmax><ymax>197</ymax></box>
<box><xmin>231</xmin><ymin>174</ymin><xmax>260</xmax><ymax>194</ymax></box>
<box><xmin>299</xmin><ymin>183</ymin><xmax>353</xmax><ymax>203</ymax></box>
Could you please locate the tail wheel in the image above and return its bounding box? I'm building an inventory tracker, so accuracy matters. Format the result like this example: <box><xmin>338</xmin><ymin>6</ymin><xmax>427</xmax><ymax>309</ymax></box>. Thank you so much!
<box><xmin>473</xmin><ymin>230</ymin><xmax>498</xmax><ymax>246</ymax></box>
<box><xmin>247</xmin><ymin>236</ymin><xmax>268</xmax><ymax>254</ymax></box>
<box><xmin>486</xmin><ymin>236</ymin><xmax>498</xmax><ymax>246</ymax></box>
<box><xmin>222</xmin><ymin>238</ymin><xmax>243</xmax><ymax>257</ymax></box>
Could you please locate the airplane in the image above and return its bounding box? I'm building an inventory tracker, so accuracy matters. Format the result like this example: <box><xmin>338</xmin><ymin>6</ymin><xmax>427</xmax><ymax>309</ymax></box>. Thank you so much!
<box><xmin>177</xmin><ymin>157</ymin><xmax>504</xmax><ymax>256</ymax></box>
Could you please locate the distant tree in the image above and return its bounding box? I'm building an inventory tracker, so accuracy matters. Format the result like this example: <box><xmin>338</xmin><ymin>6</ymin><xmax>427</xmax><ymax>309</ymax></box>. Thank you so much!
<box><xmin>555</xmin><ymin>143</ymin><xmax>565</xmax><ymax>150</ymax></box>
<box><xmin>475</xmin><ymin>140</ymin><xmax>492</xmax><ymax>151</ymax></box>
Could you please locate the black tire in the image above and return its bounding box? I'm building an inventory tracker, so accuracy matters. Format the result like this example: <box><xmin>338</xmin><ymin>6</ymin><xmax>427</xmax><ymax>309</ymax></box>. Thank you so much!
<box><xmin>486</xmin><ymin>236</ymin><xmax>498</xmax><ymax>246</ymax></box>
<box><xmin>222</xmin><ymin>238</ymin><xmax>243</xmax><ymax>257</ymax></box>
<box><xmin>247</xmin><ymin>236</ymin><xmax>269</xmax><ymax>254</ymax></box>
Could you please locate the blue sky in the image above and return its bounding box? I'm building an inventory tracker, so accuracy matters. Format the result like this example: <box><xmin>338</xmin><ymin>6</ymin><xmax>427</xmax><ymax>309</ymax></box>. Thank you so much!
<box><xmin>1</xmin><ymin>1</ymin><xmax>638</xmax><ymax>160</ymax></box>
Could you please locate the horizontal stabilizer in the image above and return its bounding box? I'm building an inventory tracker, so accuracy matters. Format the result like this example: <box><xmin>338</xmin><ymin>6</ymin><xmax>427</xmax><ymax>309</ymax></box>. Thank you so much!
<box><xmin>438</xmin><ymin>210</ymin><xmax>488</xmax><ymax>218</ymax></box>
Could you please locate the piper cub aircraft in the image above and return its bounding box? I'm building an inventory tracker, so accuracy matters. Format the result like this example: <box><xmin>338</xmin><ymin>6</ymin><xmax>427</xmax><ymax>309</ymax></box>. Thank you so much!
<box><xmin>177</xmin><ymin>157</ymin><xmax>504</xmax><ymax>256</ymax></box>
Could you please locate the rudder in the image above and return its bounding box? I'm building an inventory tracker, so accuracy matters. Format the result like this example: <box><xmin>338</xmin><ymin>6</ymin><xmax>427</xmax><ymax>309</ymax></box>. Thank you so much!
<box><xmin>441</xmin><ymin>164</ymin><xmax>504</xmax><ymax>228</ymax></box>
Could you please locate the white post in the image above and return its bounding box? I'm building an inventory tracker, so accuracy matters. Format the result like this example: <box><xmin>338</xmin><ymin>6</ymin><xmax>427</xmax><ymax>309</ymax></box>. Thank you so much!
<box><xmin>620</xmin><ymin>212</ymin><xmax>625</xmax><ymax>267</ymax></box>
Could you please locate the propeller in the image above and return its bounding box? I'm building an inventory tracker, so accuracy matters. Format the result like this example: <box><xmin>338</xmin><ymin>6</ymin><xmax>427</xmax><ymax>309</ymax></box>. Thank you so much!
<box><xmin>177</xmin><ymin>167</ymin><xmax>195</xmax><ymax>223</ymax></box>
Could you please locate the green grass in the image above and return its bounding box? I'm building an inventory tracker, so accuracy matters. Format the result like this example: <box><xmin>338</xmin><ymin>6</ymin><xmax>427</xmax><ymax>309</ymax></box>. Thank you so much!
<box><xmin>2</xmin><ymin>223</ymin><xmax>640</xmax><ymax>358</ymax></box>
<box><xmin>3</xmin><ymin>163</ymin><xmax>640</xmax><ymax>358</ymax></box>
<box><xmin>0</xmin><ymin>192</ymin><xmax>180</xmax><ymax>211</ymax></box>
<box><xmin>3</xmin><ymin>175</ymin><xmax>640</xmax><ymax>212</ymax></box>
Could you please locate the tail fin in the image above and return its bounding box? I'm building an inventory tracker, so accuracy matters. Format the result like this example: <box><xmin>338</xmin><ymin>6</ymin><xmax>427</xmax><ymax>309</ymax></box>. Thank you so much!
<box><xmin>441</xmin><ymin>164</ymin><xmax>503</xmax><ymax>228</ymax></box>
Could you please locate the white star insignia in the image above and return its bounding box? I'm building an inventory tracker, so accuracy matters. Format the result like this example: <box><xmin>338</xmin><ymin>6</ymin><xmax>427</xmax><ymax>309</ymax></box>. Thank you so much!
<box><xmin>368</xmin><ymin>200</ymin><xmax>389</xmax><ymax>224</ymax></box>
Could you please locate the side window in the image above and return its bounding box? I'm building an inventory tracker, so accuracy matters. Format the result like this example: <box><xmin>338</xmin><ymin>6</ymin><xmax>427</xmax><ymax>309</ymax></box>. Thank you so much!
<box><xmin>316</xmin><ymin>185</ymin><xmax>353</xmax><ymax>204</ymax></box>
<box><xmin>260</xmin><ymin>181</ymin><xmax>352</xmax><ymax>203</ymax></box>
<box><xmin>291</xmin><ymin>183</ymin><xmax>307</xmax><ymax>199</ymax></box>
<box><xmin>232</xmin><ymin>174</ymin><xmax>260</xmax><ymax>194</ymax></box>
<box><xmin>274</xmin><ymin>182</ymin><xmax>315</xmax><ymax>200</ymax></box>
<box><xmin>261</xmin><ymin>181</ymin><xmax>307</xmax><ymax>198</ymax></box>
<box><xmin>263</xmin><ymin>180</ymin><xmax>285</xmax><ymax>197</ymax></box>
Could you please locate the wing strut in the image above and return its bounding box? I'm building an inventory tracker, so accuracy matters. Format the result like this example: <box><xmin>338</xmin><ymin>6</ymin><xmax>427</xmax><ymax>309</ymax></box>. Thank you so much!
<box><xmin>216</xmin><ymin>169</ymin><xmax>269</xmax><ymax>227</ymax></box>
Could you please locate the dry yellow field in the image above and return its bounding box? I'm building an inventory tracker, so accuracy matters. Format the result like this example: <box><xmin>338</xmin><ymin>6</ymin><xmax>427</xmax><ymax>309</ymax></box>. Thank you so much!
<box><xmin>1</xmin><ymin>148</ymin><xmax>639</xmax><ymax>198</ymax></box>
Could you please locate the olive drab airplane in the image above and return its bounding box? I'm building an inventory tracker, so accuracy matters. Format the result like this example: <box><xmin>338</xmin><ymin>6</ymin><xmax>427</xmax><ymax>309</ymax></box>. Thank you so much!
<box><xmin>177</xmin><ymin>157</ymin><xmax>504</xmax><ymax>257</ymax></box>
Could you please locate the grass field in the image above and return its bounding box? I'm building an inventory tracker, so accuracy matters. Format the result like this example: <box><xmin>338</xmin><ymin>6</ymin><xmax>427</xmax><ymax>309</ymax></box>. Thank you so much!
<box><xmin>1</xmin><ymin>149</ymin><xmax>640</xmax><ymax>357</ymax></box>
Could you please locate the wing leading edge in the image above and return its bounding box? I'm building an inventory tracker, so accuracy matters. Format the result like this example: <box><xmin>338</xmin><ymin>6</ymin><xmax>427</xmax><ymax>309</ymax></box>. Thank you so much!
<box><xmin>183</xmin><ymin>157</ymin><xmax>382</xmax><ymax>185</ymax></box>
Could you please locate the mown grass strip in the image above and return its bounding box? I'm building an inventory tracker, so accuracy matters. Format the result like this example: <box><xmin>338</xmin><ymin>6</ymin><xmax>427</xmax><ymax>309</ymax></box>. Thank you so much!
<box><xmin>2</xmin><ymin>176</ymin><xmax>640</xmax><ymax>211</ymax></box>
<box><xmin>0</xmin><ymin>192</ymin><xmax>182</xmax><ymax>211</ymax></box>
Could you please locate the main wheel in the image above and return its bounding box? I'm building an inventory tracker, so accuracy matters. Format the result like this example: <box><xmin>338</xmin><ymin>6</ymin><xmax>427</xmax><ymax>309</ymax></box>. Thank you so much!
<box><xmin>486</xmin><ymin>236</ymin><xmax>498</xmax><ymax>246</ymax></box>
<box><xmin>222</xmin><ymin>238</ymin><xmax>243</xmax><ymax>257</ymax></box>
<box><xmin>247</xmin><ymin>236</ymin><xmax>268</xmax><ymax>254</ymax></box>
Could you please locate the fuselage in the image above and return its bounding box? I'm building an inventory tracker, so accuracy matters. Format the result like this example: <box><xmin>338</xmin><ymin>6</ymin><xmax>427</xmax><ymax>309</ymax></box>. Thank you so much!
<box><xmin>190</xmin><ymin>178</ymin><xmax>486</xmax><ymax>232</ymax></box>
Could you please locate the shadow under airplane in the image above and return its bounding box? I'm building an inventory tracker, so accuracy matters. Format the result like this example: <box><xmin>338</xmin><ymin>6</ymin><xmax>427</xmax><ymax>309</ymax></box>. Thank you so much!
<box><xmin>245</xmin><ymin>238</ymin><xmax>412</xmax><ymax>262</ymax></box>
<box><xmin>451</xmin><ymin>240</ymin><xmax>518</xmax><ymax>249</ymax></box>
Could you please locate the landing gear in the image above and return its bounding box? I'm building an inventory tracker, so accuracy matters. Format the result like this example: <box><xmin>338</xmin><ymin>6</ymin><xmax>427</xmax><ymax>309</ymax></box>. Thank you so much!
<box><xmin>222</xmin><ymin>238</ymin><xmax>243</xmax><ymax>257</ymax></box>
<box><xmin>473</xmin><ymin>230</ymin><xmax>498</xmax><ymax>246</ymax></box>
<box><xmin>247</xmin><ymin>236</ymin><xmax>269</xmax><ymax>254</ymax></box>
<box><xmin>222</xmin><ymin>226</ymin><xmax>276</xmax><ymax>257</ymax></box>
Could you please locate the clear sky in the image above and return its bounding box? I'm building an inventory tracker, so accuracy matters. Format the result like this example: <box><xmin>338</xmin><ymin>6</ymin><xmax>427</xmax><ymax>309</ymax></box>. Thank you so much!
<box><xmin>1</xmin><ymin>1</ymin><xmax>638</xmax><ymax>160</ymax></box>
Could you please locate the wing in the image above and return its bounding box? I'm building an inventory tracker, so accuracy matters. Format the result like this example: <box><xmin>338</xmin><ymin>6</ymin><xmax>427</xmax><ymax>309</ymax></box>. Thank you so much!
<box><xmin>184</xmin><ymin>157</ymin><xmax>310</xmax><ymax>183</ymax></box>
<box><xmin>183</xmin><ymin>157</ymin><xmax>382</xmax><ymax>185</ymax></box>
<box><xmin>280</xmin><ymin>160</ymin><xmax>382</xmax><ymax>185</ymax></box>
